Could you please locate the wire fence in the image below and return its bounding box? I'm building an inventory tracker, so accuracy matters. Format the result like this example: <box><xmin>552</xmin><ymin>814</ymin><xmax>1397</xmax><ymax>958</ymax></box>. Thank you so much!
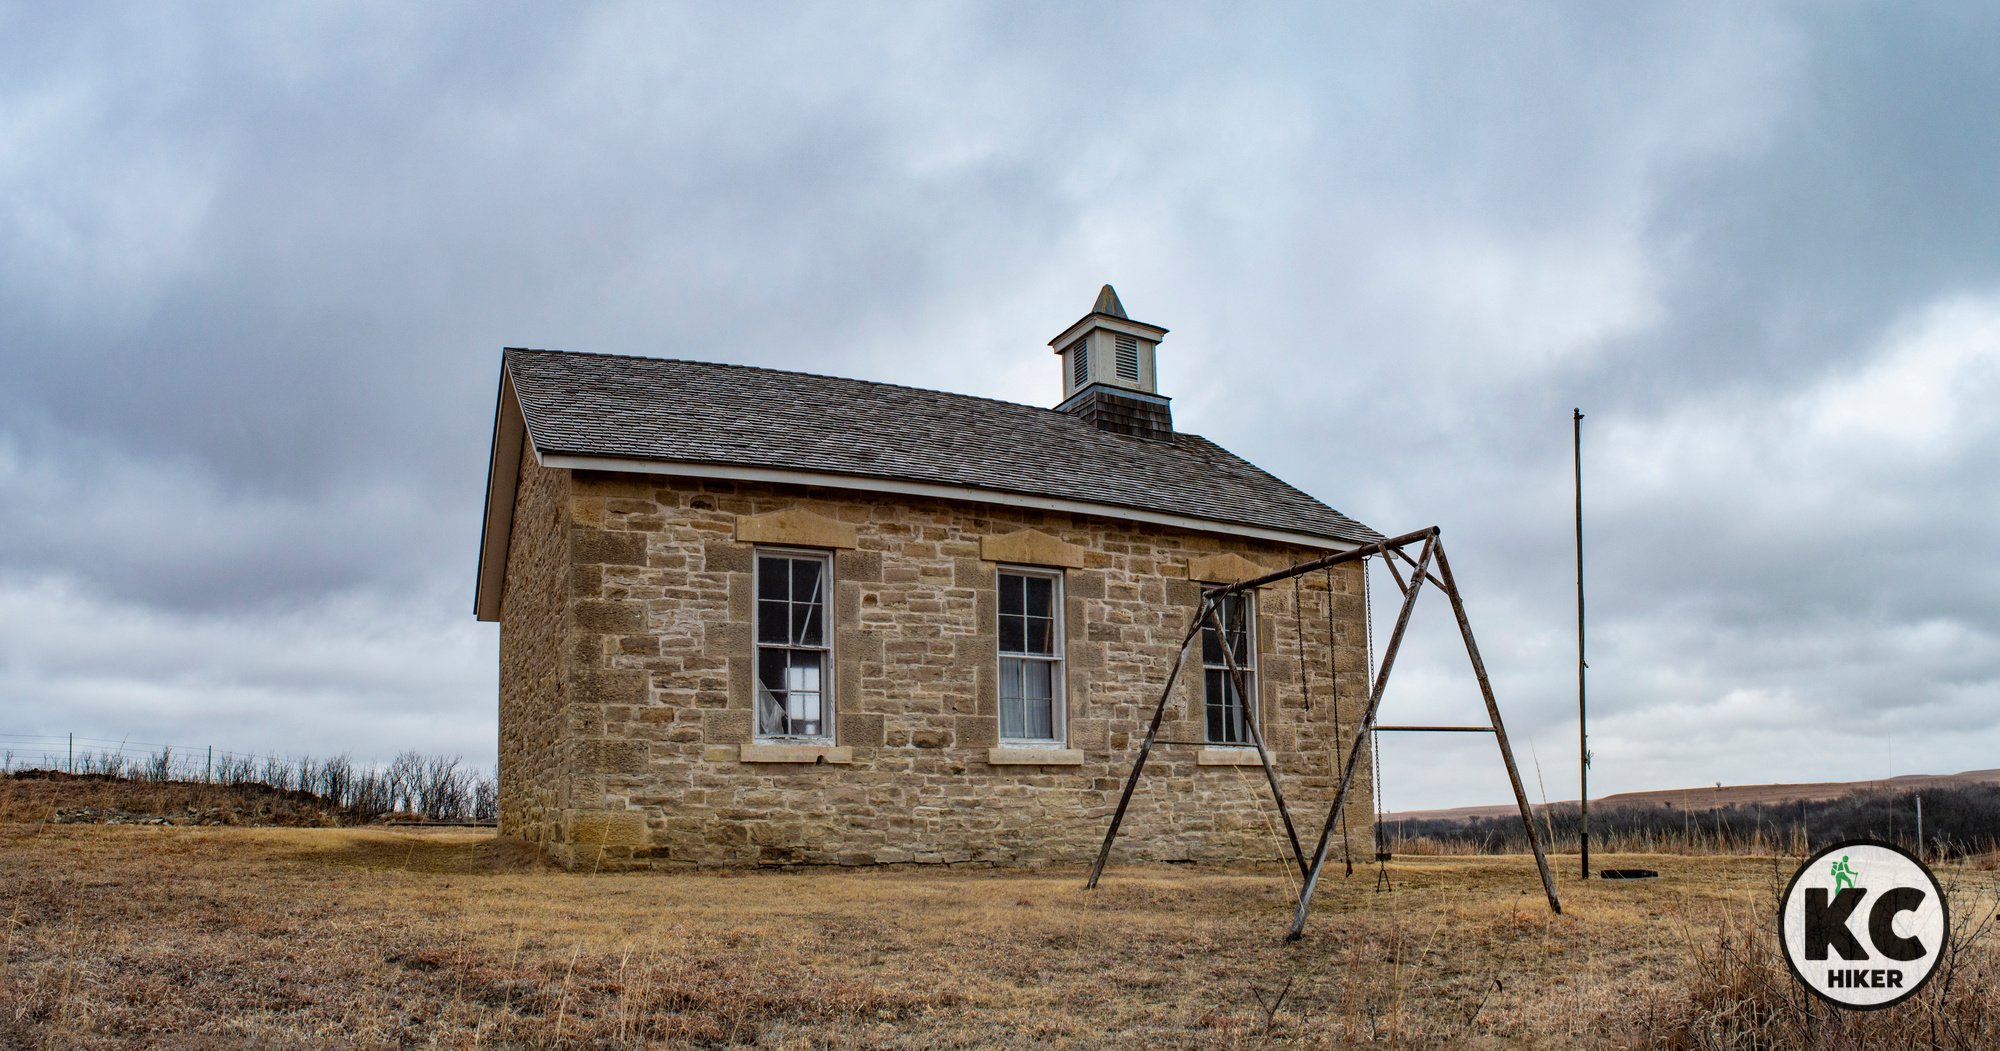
<box><xmin>1</xmin><ymin>732</ymin><xmax>497</xmax><ymax>824</ymax></box>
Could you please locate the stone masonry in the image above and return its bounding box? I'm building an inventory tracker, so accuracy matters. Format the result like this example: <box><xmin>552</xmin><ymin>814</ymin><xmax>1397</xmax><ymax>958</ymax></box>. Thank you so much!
<box><xmin>498</xmin><ymin>455</ymin><xmax>1376</xmax><ymax>870</ymax></box>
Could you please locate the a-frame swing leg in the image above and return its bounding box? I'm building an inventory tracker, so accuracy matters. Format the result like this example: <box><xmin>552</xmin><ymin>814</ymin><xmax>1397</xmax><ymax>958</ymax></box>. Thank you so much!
<box><xmin>1288</xmin><ymin>531</ymin><xmax>1437</xmax><ymax>941</ymax></box>
<box><xmin>1203</xmin><ymin>604</ymin><xmax>1309</xmax><ymax>879</ymax></box>
<box><xmin>1086</xmin><ymin>601</ymin><xmax>1210</xmax><ymax>889</ymax></box>
<box><xmin>1434</xmin><ymin>545</ymin><xmax>1562</xmax><ymax>916</ymax></box>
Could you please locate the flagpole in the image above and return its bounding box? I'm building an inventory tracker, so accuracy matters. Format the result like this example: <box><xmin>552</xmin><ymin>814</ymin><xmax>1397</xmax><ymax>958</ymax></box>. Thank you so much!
<box><xmin>1574</xmin><ymin>407</ymin><xmax>1589</xmax><ymax>880</ymax></box>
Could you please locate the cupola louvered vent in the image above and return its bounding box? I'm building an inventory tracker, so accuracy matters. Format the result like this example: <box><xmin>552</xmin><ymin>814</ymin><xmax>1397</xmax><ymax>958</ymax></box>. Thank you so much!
<box><xmin>1114</xmin><ymin>335</ymin><xmax>1139</xmax><ymax>381</ymax></box>
<box><xmin>1051</xmin><ymin>284</ymin><xmax>1172</xmax><ymax>437</ymax></box>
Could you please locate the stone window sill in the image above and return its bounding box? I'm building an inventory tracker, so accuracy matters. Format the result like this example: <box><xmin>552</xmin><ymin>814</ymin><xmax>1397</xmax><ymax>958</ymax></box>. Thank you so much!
<box><xmin>987</xmin><ymin>747</ymin><xmax>1085</xmax><ymax>766</ymax></box>
<box><xmin>737</xmin><ymin>743</ymin><xmax>854</xmax><ymax>764</ymax></box>
<box><xmin>1196</xmin><ymin>747</ymin><xmax>1265</xmax><ymax>767</ymax></box>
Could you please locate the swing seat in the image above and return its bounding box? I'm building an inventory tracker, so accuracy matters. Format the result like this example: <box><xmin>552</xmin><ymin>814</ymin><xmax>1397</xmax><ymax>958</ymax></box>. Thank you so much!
<box><xmin>1375</xmin><ymin>851</ymin><xmax>1393</xmax><ymax>863</ymax></box>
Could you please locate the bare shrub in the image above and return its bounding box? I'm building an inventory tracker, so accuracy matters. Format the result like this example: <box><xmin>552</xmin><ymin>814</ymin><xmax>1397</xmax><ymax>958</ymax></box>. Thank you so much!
<box><xmin>472</xmin><ymin>776</ymin><xmax>498</xmax><ymax>823</ymax></box>
<box><xmin>386</xmin><ymin>750</ymin><xmax>425</xmax><ymax>814</ymax></box>
<box><xmin>417</xmin><ymin>755</ymin><xmax>467</xmax><ymax>821</ymax></box>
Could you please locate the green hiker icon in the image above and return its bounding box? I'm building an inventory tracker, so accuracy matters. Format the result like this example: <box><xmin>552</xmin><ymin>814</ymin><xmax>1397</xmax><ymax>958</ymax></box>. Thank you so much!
<box><xmin>1830</xmin><ymin>855</ymin><xmax>1856</xmax><ymax>892</ymax></box>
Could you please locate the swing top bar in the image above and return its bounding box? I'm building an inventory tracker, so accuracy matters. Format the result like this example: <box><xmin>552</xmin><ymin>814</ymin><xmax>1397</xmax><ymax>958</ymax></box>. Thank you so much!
<box><xmin>1200</xmin><ymin>527</ymin><xmax>1440</xmax><ymax>600</ymax></box>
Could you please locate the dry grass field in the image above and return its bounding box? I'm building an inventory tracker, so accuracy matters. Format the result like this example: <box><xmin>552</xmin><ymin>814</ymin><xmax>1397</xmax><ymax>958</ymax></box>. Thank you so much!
<box><xmin>3</xmin><ymin>822</ymin><xmax>1997</xmax><ymax>1048</ymax></box>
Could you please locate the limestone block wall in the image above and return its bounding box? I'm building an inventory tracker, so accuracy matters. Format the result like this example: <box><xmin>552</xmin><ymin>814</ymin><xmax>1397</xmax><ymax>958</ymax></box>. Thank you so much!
<box><xmin>505</xmin><ymin>468</ymin><xmax>1376</xmax><ymax>870</ymax></box>
<box><xmin>497</xmin><ymin>442</ymin><xmax>573</xmax><ymax>849</ymax></box>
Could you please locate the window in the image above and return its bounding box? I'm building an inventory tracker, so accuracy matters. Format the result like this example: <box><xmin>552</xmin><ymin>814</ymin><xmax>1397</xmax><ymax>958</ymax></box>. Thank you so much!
<box><xmin>1114</xmin><ymin>334</ymin><xmax>1140</xmax><ymax>381</ymax></box>
<box><xmin>1068</xmin><ymin>337</ymin><xmax>1089</xmax><ymax>388</ymax></box>
<box><xmin>755</xmin><ymin>550</ymin><xmax>832</xmax><ymax>739</ymax></box>
<box><xmin>1202</xmin><ymin>591</ymin><xmax>1256</xmax><ymax>745</ymax></box>
<box><xmin>998</xmin><ymin>568</ymin><xmax>1064</xmax><ymax>743</ymax></box>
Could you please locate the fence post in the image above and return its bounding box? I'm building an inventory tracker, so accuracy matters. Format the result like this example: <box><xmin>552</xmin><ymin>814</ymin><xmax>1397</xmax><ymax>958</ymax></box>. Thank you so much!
<box><xmin>206</xmin><ymin>745</ymin><xmax>213</xmax><ymax>784</ymax></box>
<box><xmin>68</xmin><ymin>732</ymin><xmax>74</xmax><ymax>774</ymax></box>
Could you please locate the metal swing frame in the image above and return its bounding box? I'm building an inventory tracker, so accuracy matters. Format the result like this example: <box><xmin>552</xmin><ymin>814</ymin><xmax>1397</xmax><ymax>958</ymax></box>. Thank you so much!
<box><xmin>1083</xmin><ymin>526</ymin><xmax>1563</xmax><ymax>939</ymax></box>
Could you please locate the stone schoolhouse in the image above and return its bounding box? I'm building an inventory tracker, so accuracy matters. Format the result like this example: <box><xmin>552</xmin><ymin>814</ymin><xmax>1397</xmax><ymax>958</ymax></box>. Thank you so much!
<box><xmin>474</xmin><ymin>287</ymin><xmax>1380</xmax><ymax>869</ymax></box>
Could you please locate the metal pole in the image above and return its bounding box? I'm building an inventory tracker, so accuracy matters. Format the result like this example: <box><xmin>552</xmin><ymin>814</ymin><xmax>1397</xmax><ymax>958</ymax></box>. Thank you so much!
<box><xmin>1326</xmin><ymin>567</ymin><xmax>1352</xmax><ymax>876</ymax></box>
<box><xmin>1575</xmin><ymin>407</ymin><xmax>1589</xmax><ymax>880</ymax></box>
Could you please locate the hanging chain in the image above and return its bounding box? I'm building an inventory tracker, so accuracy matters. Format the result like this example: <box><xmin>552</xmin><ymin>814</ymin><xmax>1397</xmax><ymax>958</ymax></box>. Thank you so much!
<box><xmin>1292</xmin><ymin>574</ymin><xmax>1309</xmax><ymax>711</ymax></box>
<box><xmin>1325</xmin><ymin>564</ymin><xmax>1351</xmax><ymax>872</ymax></box>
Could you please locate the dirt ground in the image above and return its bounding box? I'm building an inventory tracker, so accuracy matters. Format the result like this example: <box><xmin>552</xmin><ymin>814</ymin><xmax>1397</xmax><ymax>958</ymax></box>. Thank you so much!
<box><xmin>2</xmin><ymin>824</ymin><xmax>1995</xmax><ymax>1048</ymax></box>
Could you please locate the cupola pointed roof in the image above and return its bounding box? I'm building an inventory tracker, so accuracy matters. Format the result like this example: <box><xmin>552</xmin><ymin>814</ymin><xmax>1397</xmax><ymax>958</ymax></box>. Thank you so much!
<box><xmin>1092</xmin><ymin>283</ymin><xmax>1127</xmax><ymax>319</ymax></box>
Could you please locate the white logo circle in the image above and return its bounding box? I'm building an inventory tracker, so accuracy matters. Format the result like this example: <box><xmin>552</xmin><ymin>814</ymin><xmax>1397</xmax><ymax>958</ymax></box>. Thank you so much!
<box><xmin>1780</xmin><ymin>840</ymin><xmax>1947</xmax><ymax>1010</ymax></box>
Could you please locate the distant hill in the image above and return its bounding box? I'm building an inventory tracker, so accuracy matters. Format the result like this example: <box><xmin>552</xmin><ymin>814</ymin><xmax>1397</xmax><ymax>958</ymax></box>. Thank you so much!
<box><xmin>1383</xmin><ymin>769</ymin><xmax>2000</xmax><ymax>822</ymax></box>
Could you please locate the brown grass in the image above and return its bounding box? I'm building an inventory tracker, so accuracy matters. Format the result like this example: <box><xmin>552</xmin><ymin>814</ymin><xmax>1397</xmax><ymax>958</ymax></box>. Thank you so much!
<box><xmin>1</xmin><ymin>824</ymin><xmax>1996</xmax><ymax>1048</ymax></box>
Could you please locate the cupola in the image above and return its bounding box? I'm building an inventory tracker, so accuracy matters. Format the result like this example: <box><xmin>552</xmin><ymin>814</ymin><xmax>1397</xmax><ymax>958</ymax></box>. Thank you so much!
<box><xmin>1051</xmin><ymin>284</ymin><xmax>1173</xmax><ymax>439</ymax></box>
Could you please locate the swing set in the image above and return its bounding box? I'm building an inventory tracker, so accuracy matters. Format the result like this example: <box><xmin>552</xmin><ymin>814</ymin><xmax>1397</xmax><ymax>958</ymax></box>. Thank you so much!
<box><xmin>1084</xmin><ymin>526</ymin><xmax>1562</xmax><ymax>940</ymax></box>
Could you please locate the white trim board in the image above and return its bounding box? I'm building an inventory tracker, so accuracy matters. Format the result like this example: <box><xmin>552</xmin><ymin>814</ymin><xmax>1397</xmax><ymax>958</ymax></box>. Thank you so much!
<box><xmin>472</xmin><ymin>370</ymin><xmax>527</xmax><ymax>622</ymax></box>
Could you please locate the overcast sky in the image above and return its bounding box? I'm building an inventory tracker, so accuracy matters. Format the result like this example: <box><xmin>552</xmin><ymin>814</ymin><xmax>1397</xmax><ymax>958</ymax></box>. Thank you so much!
<box><xmin>3</xmin><ymin>3</ymin><xmax>1995</xmax><ymax>810</ymax></box>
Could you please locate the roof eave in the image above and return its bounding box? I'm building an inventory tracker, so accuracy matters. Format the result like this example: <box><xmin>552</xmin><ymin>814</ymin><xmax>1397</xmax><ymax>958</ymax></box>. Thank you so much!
<box><xmin>533</xmin><ymin>451</ymin><xmax>1363</xmax><ymax>552</ymax></box>
<box><xmin>1046</xmin><ymin>312</ymin><xmax>1169</xmax><ymax>351</ymax></box>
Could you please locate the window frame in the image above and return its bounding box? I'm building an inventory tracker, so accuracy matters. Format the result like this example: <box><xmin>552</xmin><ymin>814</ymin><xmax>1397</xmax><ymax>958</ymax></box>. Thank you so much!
<box><xmin>1200</xmin><ymin>589</ymin><xmax>1258</xmax><ymax>746</ymax></box>
<box><xmin>996</xmin><ymin>565</ymin><xmax>1067</xmax><ymax>746</ymax></box>
<box><xmin>752</xmin><ymin>546</ymin><xmax>836</xmax><ymax>743</ymax></box>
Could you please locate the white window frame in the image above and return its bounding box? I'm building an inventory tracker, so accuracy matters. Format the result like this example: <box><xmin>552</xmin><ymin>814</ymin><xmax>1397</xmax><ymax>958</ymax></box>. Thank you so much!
<box><xmin>752</xmin><ymin>547</ymin><xmax>835</xmax><ymax>742</ymax></box>
<box><xmin>1201</xmin><ymin>590</ymin><xmax>1258</xmax><ymax>746</ymax></box>
<box><xmin>996</xmin><ymin>565</ymin><xmax>1066</xmax><ymax>746</ymax></box>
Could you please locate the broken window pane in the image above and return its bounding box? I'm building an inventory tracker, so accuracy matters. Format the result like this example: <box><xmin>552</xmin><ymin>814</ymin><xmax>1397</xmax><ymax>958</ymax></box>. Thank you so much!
<box><xmin>1027</xmin><ymin>615</ymin><xmax>1054</xmax><ymax>655</ymax></box>
<box><xmin>757</xmin><ymin>557</ymin><xmax>789</xmax><ymax>601</ymax></box>
<box><xmin>1202</xmin><ymin>591</ymin><xmax>1256</xmax><ymax>745</ymax></box>
<box><xmin>754</xmin><ymin>551</ymin><xmax>833</xmax><ymax>740</ymax></box>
